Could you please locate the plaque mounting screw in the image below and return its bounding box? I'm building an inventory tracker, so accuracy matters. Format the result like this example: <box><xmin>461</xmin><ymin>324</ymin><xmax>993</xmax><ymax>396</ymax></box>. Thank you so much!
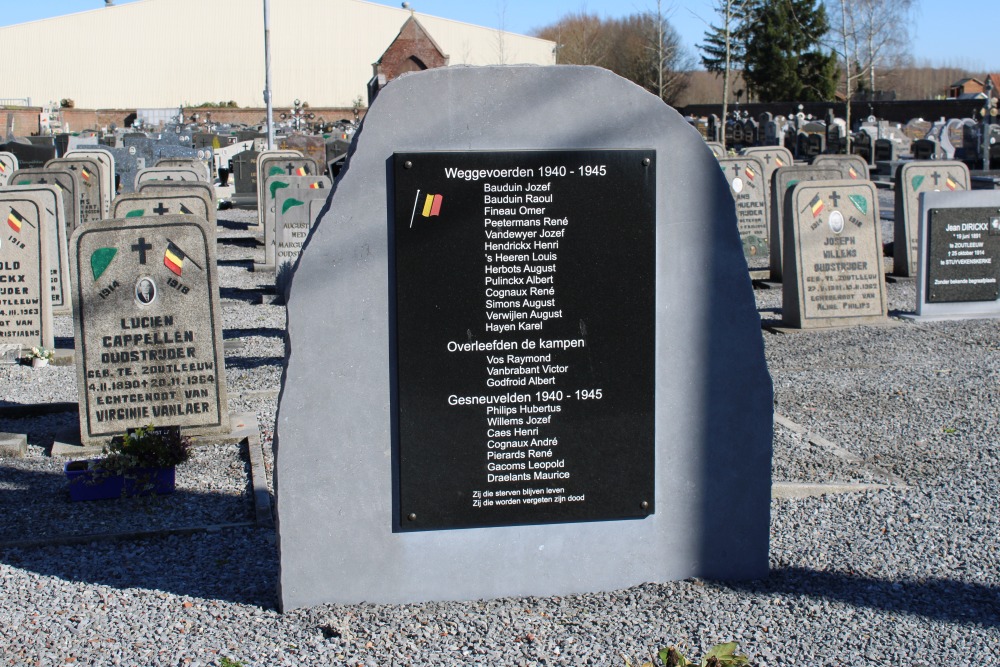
<box><xmin>404</xmin><ymin>161</ymin><xmax>413</xmax><ymax>169</ymax></box>
<box><xmin>407</xmin><ymin>513</ymin><xmax>417</xmax><ymax>521</ymax></box>
<box><xmin>642</xmin><ymin>158</ymin><xmax>651</xmax><ymax>167</ymax></box>
<box><xmin>640</xmin><ymin>501</ymin><xmax>649</xmax><ymax>510</ymax></box>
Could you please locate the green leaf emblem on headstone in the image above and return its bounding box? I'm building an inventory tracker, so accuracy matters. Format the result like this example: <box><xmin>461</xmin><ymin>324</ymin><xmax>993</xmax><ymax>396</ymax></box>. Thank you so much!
<box><xmin>911</xmin><ymin>175</ymin><xmax>925</xmax><ymax>190</ymax></box>
<box><xmin>90</xmin><ymin>247</ymin><xmax>117</xmax><ymax>280</ymax></box>
<box><xmin>269</xmin><ymin>166</ymin><xmax>284</xmax><ymax>177</ymax></box>
<box><xmin>282</xmin><ymin>198</ymin><xmax>305</xmax><ymax>214</ymax></box>
<box><xmin>848</xmin><ymin>194</ymin><xmax>868</xmax><ymax>215</ymax></box>
<box><xmin>125</xmin><ymin>209</ymin><xmax>144</xmax><ymax>218</ymax></box>
<box><xmin>270</xmin><ymin>180</ymin><xmax>290</xmax><ymax>199</ymax></box>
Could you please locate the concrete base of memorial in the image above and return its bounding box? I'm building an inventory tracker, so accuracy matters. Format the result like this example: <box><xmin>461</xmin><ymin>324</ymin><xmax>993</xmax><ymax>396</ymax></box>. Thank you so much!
<box><xmin>51</xmin><ymin>412</ymin><xmax>260</xmax><ymax>458</ymax></box>
<box><xmin>274</xmin><ymin>66</ymin><xmax>773</xmax><ymax>610</ymax></box>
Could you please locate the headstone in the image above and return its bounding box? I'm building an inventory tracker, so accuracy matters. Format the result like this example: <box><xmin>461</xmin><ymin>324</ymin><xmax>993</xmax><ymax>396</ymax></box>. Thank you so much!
<box><xmin>276</xmin><ymin>135</ymin><xmax>325</xmax><ymax>175</ymax></box>
<box><xmin>911</xmin><ymin>138</ymin><xmax>940</xmax><ymax>160</ymax></box>
<box><xmin>134</xmin><ymin>167</ymin><xmax>202</xmax><ymax>188</ymax></box>
<box><xmin>65</xmin><ymin>149</ymin><xmax>115</xmax><ymax>218</ymax></box>
<box><xmin>873</xmin><ymin>138</ymin><xmax>896</xmax><ymax>163</ymax></box>
<box><xmin>8</xmin><ymin>167</ymin><xmax>82</xmax><ymax>236</ymax></box>
<box><xmin>893</xmin><ymin>161</ymin><xmax>971</xmax><ymax>277</ymax></box>
<box><xmin>274</xmin><ymin>66</ymin><xmax>771</xmax><ymax>609</ymax></box>
<box><xmin>782</xmin><ymin>180</ymin><xmax>887</xmax><ymax>328</ymax></box>
<box><xmin>908</xmin><ymin>190</ymin><xmax>1000</xmax><ymax>320</ymax></box>
<box><xmin>252</xmin><ymin>150</ymin><xmax>302</xmax><ymax>229</ymax></box>
<box><xmin>155</xmin><ymin>157</ymin><xmax>211</xmax><ymax>182</ymax></box>
<box><xmin>256</xmin><ymin>155</ymin><xmax>315</xmax><ymax>231</ymax></box>
<box><xmin>231</xmin><ymin>149</ymin><xmax>259</xmax><ymax>207</ymax></box>
<box><xmin>812</xmin><ymin>154</ymin><xmax>870</xmax><ymax>181</ymax></box>
<box><xmin>45</xmin><ymin>157</ymin><xmax>105</xmax><ymax>224</ymax></box>
<box><xmin>111</xmin><ymin>191</ymin><xmax>211</xmax><ymax>225</ymax></box>
<box><xmin>0</xmin><ymin>190</ymin><xmax>54</xmax><ymax>350</ymax></box>
<box><xmin>705</xmin><ymin>141</ymin><xmax>725</xmax><ymax>158</ymax></box>
<box><xmin>3</xmin><ymin>184</ymin><xmax>71</xmax><ymax>315</ymax></box>
<box><xmin>257</xmin><ymin>174</ymin><xmax>328</xmax><ymax>268</ymax></box>
<box><xmin>718</xmin><ymin>156</ymin><xmax>769</xmax><ymax>270</ymax></box>
<box><xmin>0</xmin><ymin>141</ymin><xmax>56</xmax><ymax>169</ymax></box>
<box><xmin>769</xmin><ymin>165</ymin><xmax>843</xmax><ymax>280</ymax></box>
<box><xmin>69</xmin><ymin>215</ymin><xmax>230</xmax><ymax>446</ymax></box>
<box><xmin>743</xmin><ymin>146</ymin><xmax>793</xmax><ymax>230</ymax></box>
<box><xmin>273</xmin><ymin>184</ymin><xmax>330</xmax><ymax>272</ymax></box>
<box><xmin>137</xmin><ymin>181</ymin><xmax>217</xmax><ymax>226</ymax></box>
<box><xmin>0</xmin><ymin>152</ymin><xmax>18</xmax><ymax>187</ymax></box>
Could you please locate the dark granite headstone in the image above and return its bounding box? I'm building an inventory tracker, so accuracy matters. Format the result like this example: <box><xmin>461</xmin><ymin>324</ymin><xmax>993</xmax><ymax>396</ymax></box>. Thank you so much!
<box><xmin>1</xmin><ymin>142</ymin><xmax>56</xmax><ymax>170</ymax></box>
<box><xmin>909</xmin><ymin>191</ymin><xmax>1000</xmax><ymax>319</ymax></box>
<box><xmin>782</xmin><ymin>180</ymin><xmax>887</xmax><ymax>328</ymax></box>
<box><xmin>69</xmin><ymin>215</ymin><xmax>230</xmax><ymax>445</ymax></box>
<box><xmin>275</xmin><ymin>65</ymin><xmax>772</xmax><ymax>609</ymax></box>
<box><xmin>893</xmin><ymin>161</ymin><xmax>971</xmax><ymax>277</ymax></box>
<box><xmin>0</xmin><ymin>190</ymin><xmax>54</xmax><ymax>349</ymax></box>
<box><xmin>769</xmin><ymin>165</ymin><xmax>843</xmax><ymax>280</ymax></box>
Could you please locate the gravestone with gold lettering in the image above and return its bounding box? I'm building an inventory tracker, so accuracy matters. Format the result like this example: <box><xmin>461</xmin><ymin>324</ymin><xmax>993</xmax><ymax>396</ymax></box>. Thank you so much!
<box><xmin>782</xmin><ymin>180</ymin><xmax>887</xmax><ymax>328</ymax></box>
<box><xmin>893</xmin><ymin>161</ymin><xmax>971</xmax><ymax>277</ymax></box>
<box><xmin>0</xmin><ymin>190</ymin><xmax>54</xmax><ymax>350</ymax></box>
<box><xmin>69</xmin><ymin>215</ymin><xmax>229</xmax><ymax>445</ymax></box>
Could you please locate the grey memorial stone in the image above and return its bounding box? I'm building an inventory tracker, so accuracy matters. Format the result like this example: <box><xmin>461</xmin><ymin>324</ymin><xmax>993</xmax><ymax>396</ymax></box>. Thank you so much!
<box><xmin>782</xmin><ymin>180</ymin><xmax>887</xmax><ymax>328</ymax></box>
<box><xmin>274</xmin><ymin>184</ymin><xmax>330</xmax><ymax>272</ymax></box>
<box><xmin>69</xmin><ymin>215</ymin><xmax>230</xmax><ymax>446</ymax></box>
<box><xmin>769</xmin><ymin>166</ymin><xmax>842</xmax><ymax>280</ymax></box>
<box><xmin>4</xmin><ymin>184</ymin><xmax>71</xmax><ymax>315</ymax></box>
<box><xmin>134</xmin><ymin>167</ymin><xmax>202</xmax><ymax>188</ymax></box>
<box><xmin>0</xmin><ymin>152</ymin><xmax>17</xmax><ymax>188</ymax></box>
<box><xmin>718</xmin><ymin>156</ymin><xmax>769</xmax><ymax>270</ymax></box>
<box><xmin>66</xmin><ymin>149</ymin><xmax>116</xmax><ymax>218</ymax></box>
<box><xmin>136</xmin><ymin>181</ymin><xmax>217</xmax><ymax>226</ymax></box>
<box><xmin>812</xmin><ymin>154</ymin><xmax>870</xmax><ymax>181</ymax></box>
<box><xmin>8</xmin><ymin>167</ymin><xmax>82</xmax><ymax>236</ymax></box>
<box><xmin>0</xmin><ymin>190</ymin><xmax>54</xmax><ymax>350</ymax></box>
<box><xmin>274</xmin><ymin>65</ymin><xmax>772</xmax><ymax>609</ymax></box>
<box><xmin>45</xmin><ymin>157</ymin><xmax>105</xmax><ymax>225</ymax></box>
<box><xmin>258</xmin><ymin>175</ymin><xmax>330</xmax><ymax>269</ymax></box>
<box><xmin>908</xmin><ymin>190</ymin><xmax>1000</xmax><ymax>320</ymax></box>
<box><xmin>893</xmin><ymin>161</ymin><xmax>971</xmax><ymax>277</ymax></box>
<box><xmin>705</xmin><ymin>141</ymin><xmax>725</xmax><ymax>158</ymax></box>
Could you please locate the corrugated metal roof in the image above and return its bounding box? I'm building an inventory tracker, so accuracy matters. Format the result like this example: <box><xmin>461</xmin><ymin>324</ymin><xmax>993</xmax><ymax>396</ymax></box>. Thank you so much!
<box><xmin>0</xmin><ymin>0</ymin><xmax>555</xmax><ymax>108</ymax></box>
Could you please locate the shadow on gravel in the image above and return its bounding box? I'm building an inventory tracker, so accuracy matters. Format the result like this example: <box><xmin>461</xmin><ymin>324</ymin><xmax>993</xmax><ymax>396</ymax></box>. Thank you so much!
<box><xmin>219</xmin><ymin>286</ymin><xmax>274</xmax><ymax>302</ymax></box>
<box><xmin>225</xmin><ymin>357</ymin><xmax>283</xmax><ymax>370</ymax></box>
<box><xmin>729</xmin><ymin>567</ymin><xmax>1000</xmax><ymax>628</ymax></box>
<box><xmin>0</xmin><ymin>463</ymin><xmax>277</xmax><ymax>607</ymax></box>
<box><xmin>217</xmin><ymin>258</ymin><xmax>256</xmax><ymax>269</ymax></box>
<box><xmin>223</xmin><ymin>327</ymin><xmax>284</xmax><ymax>340</ymax></box>
<box><xmin>217</xmin><ymin>219</ymin><xmax>251</xmax><ymax>231</ymax></box>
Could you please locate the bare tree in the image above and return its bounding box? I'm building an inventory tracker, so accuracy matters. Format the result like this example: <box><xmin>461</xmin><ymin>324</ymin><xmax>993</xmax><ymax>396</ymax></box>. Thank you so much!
<box><xmin>536</xmin><ymin>12</ymin><xmax>613</xmax><ymax>66</ymax></box>
<box><xmin>699</xmin><ymin>0</ymin><xmax>751</xmax><ymax>125</ymax></box>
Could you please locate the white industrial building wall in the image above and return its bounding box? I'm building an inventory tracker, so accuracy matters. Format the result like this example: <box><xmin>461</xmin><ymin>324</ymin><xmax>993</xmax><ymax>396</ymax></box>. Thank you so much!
<box><xmin>0</xmin><ymin>0</ymin><xmax>555</xmax><ymax>109</ymax></box>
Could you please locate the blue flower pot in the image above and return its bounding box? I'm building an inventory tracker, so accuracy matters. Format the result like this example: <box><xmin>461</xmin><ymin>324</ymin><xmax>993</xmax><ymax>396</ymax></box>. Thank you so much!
<box><xmin>65</xmin><ymin>459</ymin><xmax>176</xmax><ymax>501</ymax></box>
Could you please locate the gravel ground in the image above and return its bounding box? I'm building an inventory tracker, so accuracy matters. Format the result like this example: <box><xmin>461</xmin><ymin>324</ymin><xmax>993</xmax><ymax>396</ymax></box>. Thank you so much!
<box><xmin>0</xmin><ymin>200</ymin><xmax>998</xmax><ymax>666</ymax></box>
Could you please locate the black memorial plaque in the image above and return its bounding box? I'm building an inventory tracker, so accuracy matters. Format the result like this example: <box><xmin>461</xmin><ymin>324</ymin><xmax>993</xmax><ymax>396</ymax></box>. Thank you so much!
<box><xmin>926</xmin><ymin>207</ymin><xmax>1000</xmax><ymax>303</ymax></box>
<box><xmin>393</xmin><ymin>150</ymin><xmax>656</xmax><ymax>531</ymax></box>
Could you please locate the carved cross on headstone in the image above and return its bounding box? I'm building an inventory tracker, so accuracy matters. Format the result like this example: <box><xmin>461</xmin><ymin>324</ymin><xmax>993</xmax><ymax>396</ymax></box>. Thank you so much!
<box><xmin>164</xmin><ymin>176</ymin><xmax>174</xmax><ymax>181</ymax></box>
<box><xmin>286</xmin><ymin>163</ymin><xmax>296</xmax><ymax>175</ymax></box>
<box><xmin>931</xmin><ymin>171</ymin><xmax>941</xmax><ymax>185</ymax></box>
<box><xmin>731</xmin><ymin>164</ymin><xmax>742</xmax><ymax>179</ymax></box>
<box><xmin>131</xmin><ymin>237</ymin><xmax>152</xmax><ymax>264</ymax></box>
<box><xmin>37</xmin><ymin>177</ymin><xmax>48</xmax><ymax>184</ymax></box>
<box><xmin>153</xmin><ymin>202</ymin><xmax>169</xmax><ymax>215</ymax></box>
<box><xmin>829</xmin><ymin>191</ymin><xmax>841</xmax><ymax>208</ymax></box>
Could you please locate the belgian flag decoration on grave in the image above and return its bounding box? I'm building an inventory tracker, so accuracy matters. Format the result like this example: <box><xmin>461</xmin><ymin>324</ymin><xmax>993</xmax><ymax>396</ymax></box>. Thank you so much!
<box><xmin>945</xmin><ymin>175</ymin><xmax>959</xmax><ymax>191</ymax></box>
<box><xmin>807</xmin><ymin>194</ymin><xmax>825</xmax><ymax>218</ymax></box>
<box><xmin>421</xmin><ymin>193</ymin><xmax>443</xmax><ymax>217</ymax></box>
<box><xmin>163</xmin><ymin>239</ymin><xmax>201</xmax><ymax>276</ymax></box>
<box><xmin>7</xmin><ymin>207</ymin><xmax>27</xmax><ymax>233</ymax></box>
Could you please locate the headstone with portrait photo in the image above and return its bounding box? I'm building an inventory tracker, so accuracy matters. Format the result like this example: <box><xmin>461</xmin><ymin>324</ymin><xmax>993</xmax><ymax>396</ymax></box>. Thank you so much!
<box><xmin>769</xmin><ymin>165</ymin><xmax>843</xmax><ymax>281</ymax></box>
<box><xmin>69</xmin><ymin>215</ymin><xmax>230</xmax><ymax>446</ymax></box>
<box><xmin>718</xmin><ymin>155</ymin><xmax>769</xmax><ymax>273</ymax></box>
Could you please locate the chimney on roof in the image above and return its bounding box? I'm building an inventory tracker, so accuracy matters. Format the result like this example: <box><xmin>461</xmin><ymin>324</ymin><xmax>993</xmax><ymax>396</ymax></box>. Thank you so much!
<box><xmin>105</xmin><ymin>0</ymin><xmax>115</xmax><ymax>6</ymax></box>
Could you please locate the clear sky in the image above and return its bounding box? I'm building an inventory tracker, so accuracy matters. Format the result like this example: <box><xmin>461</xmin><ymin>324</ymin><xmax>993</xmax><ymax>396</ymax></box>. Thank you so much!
<box><xmin>3</xmin><ymin>0</ymin><xmax>998</xmax><ymax>71</ymax></box>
